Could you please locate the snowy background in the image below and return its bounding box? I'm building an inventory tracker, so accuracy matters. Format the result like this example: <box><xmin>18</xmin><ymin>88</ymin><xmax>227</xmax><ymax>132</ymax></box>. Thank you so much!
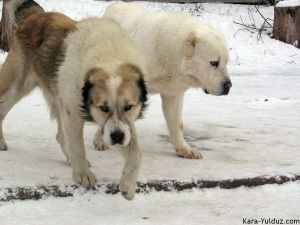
<box><xmin>0</xmin><ymin>0</ymin><xmax>300</xmax><ymax>224</ymax></box>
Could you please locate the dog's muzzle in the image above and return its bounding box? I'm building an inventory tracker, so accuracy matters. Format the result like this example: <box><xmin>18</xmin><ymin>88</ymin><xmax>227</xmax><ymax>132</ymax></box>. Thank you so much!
<box><xmin>222</xmin><ymin>81</ymin><xmax>232</xmax><ymax>95</ymax></box>
<box><xmin>110</xmin><ymin>130</ymin><xmax>125</xmax><ymax>145</ymax></box>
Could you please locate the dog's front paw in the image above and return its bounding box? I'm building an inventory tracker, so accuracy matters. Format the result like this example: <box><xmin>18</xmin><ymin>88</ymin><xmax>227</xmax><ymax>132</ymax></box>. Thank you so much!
<box><xmin>73</xmin><ymin>168</ymin><xmax>96</xmax><ymax>189</ymax></box>
<box><xmin>176</xmin><ymin>148</ymin><xmax>203</xmax><ymax>159</ymax></box>
<box><xmin>119</xmin><ymin>178</ymin><xmax>137</xmax><ymax>201</ymax></box>
<box><xmin>0</xmin><ymin>138</ymin><xmax>8</xmax><ymax>151</ymax></box>
<box><xmin>93</xmin><ymin>136</ymin><xmax>109</xmax><ymax>151</ymax></box>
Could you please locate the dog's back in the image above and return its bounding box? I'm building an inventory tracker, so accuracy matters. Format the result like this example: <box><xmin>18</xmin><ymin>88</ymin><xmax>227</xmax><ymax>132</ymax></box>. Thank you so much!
<box><xmin>104</xmin><ymin>3</ymin><xmax>228</xmax><ymax>84</ymax></box>
<box><xmin>16</xmin><ymin>12</ymin><xmax>76</xmax><ymax>81</ymax></box>
<box><xmin>1</xmin><ymin>0</ymin><xmax>76</xmax><ymax>85</ymax></box>
<box><xmin>60</xmin><ymin>17</ymin><xmax>146</xmax><ymax>81</ymax></box>
<box><xmin>104</xmin><ymin>3</ymin><xmax>148</xmax><ymax>26</ymax></box>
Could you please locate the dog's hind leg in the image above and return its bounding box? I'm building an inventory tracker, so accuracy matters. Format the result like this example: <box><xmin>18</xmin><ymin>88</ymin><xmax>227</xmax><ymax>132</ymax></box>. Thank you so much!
<box><xmin>56</xmin><ymin>116</ymin><xmax>69</xmax><ymax>162</ymax></box>
<box><xmin>119</xmin><ymin>123</ymin><xmax>141</xmax><ymax>201</ymax></box>
<box><xmin>0</xmin><ymin>52</ymin><xmax>37</xmax><ymax>150</ymax></box>
<box><xmin>161</xmin><ymin>93</ymin><xmax>203</xmax><ymax>159</ymax></box>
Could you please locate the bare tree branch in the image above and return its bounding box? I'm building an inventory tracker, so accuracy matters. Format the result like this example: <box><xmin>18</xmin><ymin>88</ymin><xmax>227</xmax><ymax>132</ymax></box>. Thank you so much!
<box><xmin>233</xmin><ymin>5</ymin><xmax>273</xmax><ymax>41</ymax></box>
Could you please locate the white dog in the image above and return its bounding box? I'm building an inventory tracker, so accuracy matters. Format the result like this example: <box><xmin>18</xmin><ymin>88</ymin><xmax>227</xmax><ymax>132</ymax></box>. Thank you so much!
<box><xmin>0</xmin><ymin>0</ymin><xmax>148</xmax><ymax>200</ymax></box>
<box><xmin>95</xmin><ymin>3</ymin><xmax>232</xmax><ymax>159</ymax></box>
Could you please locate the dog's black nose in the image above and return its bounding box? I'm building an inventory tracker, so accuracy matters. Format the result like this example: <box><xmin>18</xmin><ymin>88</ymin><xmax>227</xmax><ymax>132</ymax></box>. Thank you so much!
<box><xmin>110</xmin><ymin>130</ymin><xmax>124</xmax><ymax>145</ymax></box>
<box><xmin>222</xmin><ymin>81</ymin><xmax>232</xmax><ymax>95</ymax></box>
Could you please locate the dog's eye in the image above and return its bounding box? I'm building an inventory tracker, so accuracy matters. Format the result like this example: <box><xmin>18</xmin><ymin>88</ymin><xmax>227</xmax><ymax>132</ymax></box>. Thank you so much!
<box><xmin>99</xmin><ymin>105</ymin><xmax>109</xmax><ymax>113</ymax></box>
<box><xmin>210</xmin><ymin>61</ymin><xmax>219</xmax><ymax>68</ymax></box>
<box><xmin>124</xmin><ymin>105</ymin><xmax>133</xmax><ymax>112</ymax></box>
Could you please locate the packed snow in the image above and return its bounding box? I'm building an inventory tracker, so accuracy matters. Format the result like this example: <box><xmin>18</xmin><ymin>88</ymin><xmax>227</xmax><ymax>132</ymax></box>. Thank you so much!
<box><xmin>1</xmin><ymin>182</ymin><xmax>300</xmax><ymax>225</ymax></box>
<box><xmin>0</xmin><ymin>0</ymin><xmax>299</xmax><ymax>224</ymax></box>
<box><xmin>276</xmin><ymin>0</ymin><xmax>300</xmax><ymax>7</ymax></box>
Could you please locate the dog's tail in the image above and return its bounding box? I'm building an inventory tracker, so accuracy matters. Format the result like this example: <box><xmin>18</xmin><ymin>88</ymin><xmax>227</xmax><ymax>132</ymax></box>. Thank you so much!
<box><xmin>0</xmin><ymin>0</ymin><xmax>44</xmax><ymax>51</ymax></box>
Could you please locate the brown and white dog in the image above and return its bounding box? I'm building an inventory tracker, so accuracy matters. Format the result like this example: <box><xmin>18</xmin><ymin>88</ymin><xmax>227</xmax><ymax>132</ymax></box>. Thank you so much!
<box><xmin>0</xmin><ymin>0</ymin><xmax>147</xmax><ymax>200</ymax></box>
<box><xmin>100</xmin><ymin>3</ymin><xmax>232</xmax><ymax>159</ymax></box>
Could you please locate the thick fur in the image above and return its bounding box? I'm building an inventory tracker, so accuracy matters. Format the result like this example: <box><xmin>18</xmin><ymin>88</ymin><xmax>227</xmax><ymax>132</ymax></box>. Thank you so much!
<box><xmin>103</xmin><ymin>3</ymin><xmax>232</xmax><ymax>159</ymax></box>
<box><xmin>0</xmin><ymin>1</ymin><xmax>147</xmax><ymax>200</ymax></box>
<box><xmin>0</xmin><ymin>0</ymin><xmax>42</xmax><ymax>51</ymax></box>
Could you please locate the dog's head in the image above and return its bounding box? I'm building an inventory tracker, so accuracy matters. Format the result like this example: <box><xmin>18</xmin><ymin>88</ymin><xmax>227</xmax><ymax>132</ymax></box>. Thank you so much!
<box><xmin>82</xmin><ymin>63</ymin><xmax>147</xmax><ymax>146</ymax></box>
<box><xmin>181</xmin><ymin>30</ymin><xmax>232</xmax><ymax>96</ymax></box>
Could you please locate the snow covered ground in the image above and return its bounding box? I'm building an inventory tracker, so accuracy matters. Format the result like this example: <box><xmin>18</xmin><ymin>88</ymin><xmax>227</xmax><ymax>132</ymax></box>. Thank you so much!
<box><xmin>276</xmin><ymin>0</ymin><xmax>300</xmax><ymax>7</ymax></box>
<box><xmin>0</xmin><ymin>0</ymin><xmax>299</xmax><ymax>224</ymax></box>
<box><xmin>1</xmin><ymin>182</ymin><xmax>300</xmax><ymax>225</ymax></box>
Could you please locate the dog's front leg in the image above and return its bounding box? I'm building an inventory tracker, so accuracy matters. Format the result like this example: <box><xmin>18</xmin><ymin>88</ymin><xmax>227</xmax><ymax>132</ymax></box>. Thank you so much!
<box><xmin>93</xmin><ymin>127</ymin><xmax>109</xmax><ymax>151</ymax></box>
<box><xmin>161</xmin><ymin>93</ymin><xmax>202</xmax><ymax>159</ymax></box>
<box><xmin>60</xmin><ymin>109</ymin><xmax>96</xmax><ymax>189</ymax></box>
<box><xmin>119</xmin><ymin>124</ymin><xmax>141</xmax><ymax>200</ymax></box>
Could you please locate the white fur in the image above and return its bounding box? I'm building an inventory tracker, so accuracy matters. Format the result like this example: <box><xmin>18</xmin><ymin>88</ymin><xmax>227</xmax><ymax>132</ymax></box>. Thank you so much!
<box><xmin>102</xmin><ymin>112</ymin><xmax>131</xmax><ymax>147</ymax></box>
<box><xmin>103</xmin><ymin>3</ymin><xmax>232</xmax><ymax>159</ymax></box>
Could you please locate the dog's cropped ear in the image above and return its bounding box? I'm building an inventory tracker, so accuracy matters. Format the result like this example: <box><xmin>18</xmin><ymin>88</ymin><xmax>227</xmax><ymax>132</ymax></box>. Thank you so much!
<box><xmin>82</xmin><ymin>68</ymin><xmax>108</xmax><ymax>103</ymax></box>
<box><xmin>81</xmin><ymin>68</ymin><xmax>109</xmax><ymax>121</ymax></box>
<box><xmin>125</xmin><ymin>64</ymin><xmax>148</xmax><ymax>119</ymax></box>
<box><xmin>117</xmin><ymin>63</ymin><xmax>148</xmax><ymax>104</ymax></box>
<box><xmin>85</xmin><ymin>68</ymin><xmax>109</xmax><ymax>85</ymax></box>
<box><xmin>183</xmin><ymin>32</ymin><xmax>199</xmax><ymax>57</ymax></box>
<box><xmin>117</xmin><ymin>63</ymin><xmax>148</xmax><ymax>119</ymax></box>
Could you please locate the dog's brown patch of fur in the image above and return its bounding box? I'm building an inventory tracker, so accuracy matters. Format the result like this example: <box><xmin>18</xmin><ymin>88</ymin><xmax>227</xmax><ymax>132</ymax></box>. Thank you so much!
<box><xmin>117</xmin><ymin>63</ymin><xmax>143</xmax><ymax>81</ymax></box>
<box><xmin>117</xmin><ymin>63</ymin><xmax>148</xmax><ymax>119</ymax></box>
<box><xmin>81</xmin><ymin>68</ymin><xmax>111</xmax><ymax>121</ymax></box>
<box><xmin>117</xmin><ymin>64</ymin><xmax>144</xmax><ymax>103</ymax></box>
<box><xmin>16</xmin><ymin>12</ymin><xmax>76</xmax><ymax>80</ymax></box>
<box><xmin>86</xmin><ymin>68</ymin><xmax>110</xmax><ymax>87</ymax></box>
<box><xmin>87</xmin><ymin>68</ymin><xmax>111</xmax><ymax>104</ymax></box>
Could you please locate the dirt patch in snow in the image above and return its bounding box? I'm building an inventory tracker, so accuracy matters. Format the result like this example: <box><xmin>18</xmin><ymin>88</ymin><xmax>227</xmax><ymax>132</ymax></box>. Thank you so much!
<box><xmin>1</xmin><ymin>175</ymin><xmax>299</xmax><ymax>201</ymax></box>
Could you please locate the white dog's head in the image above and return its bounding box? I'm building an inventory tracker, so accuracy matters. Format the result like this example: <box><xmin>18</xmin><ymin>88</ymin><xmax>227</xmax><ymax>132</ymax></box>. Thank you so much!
<box><xmin>82</xmin><ymin>64</ymin><xmax>147</xmax><ymax>146</ymax></box>
<box><xmin>181</xmin><ymin>30</ymin><xmax>232</xmax><ymax>96</ymax></box>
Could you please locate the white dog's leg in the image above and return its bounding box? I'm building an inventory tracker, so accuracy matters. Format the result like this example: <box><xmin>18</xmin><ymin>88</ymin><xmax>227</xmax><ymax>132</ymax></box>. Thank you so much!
<box><xmin>60</xmin><ymin>109</ymin><xmax>96</xmax><ymax>189</ymax></box>
<box><xmin>93</xmin><ymin>127</ymin><xmax>109</xmax><ymax>151</ymax></box>
<box><xmin>119</xmin><ymin>124</ymin><xmax>141</xmax><ymax>200</ymax></box>
<box><xmin>161</xmin><ymin>94</ymin><xmax>202</xmax><ymax>159</ymax></box>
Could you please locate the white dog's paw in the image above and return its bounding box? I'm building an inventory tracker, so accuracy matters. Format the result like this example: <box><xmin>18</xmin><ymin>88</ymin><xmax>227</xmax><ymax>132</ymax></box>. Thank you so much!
<box><xmin>0</xmin><ymin>138</ymin><xmax>8</xmax><ymax>151</ymax></box>
<box><xmin>73</xmin><ymin>168</ymin><xmax>96</xmax><ymax>189</ymax></box>
<box><xmin>93</xmin><ymin>137</ymin><xmax>109</xmax><ymax>151</ymax></box>
<box><xmin>176</xmin><ymin>148</ymin><xmax>203</xmax><ymax>159</ymax></box>
<box><xmin>119</xmin><ymin>178</ymin><xmax>137</xmax><ymax>201</ymax></box>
